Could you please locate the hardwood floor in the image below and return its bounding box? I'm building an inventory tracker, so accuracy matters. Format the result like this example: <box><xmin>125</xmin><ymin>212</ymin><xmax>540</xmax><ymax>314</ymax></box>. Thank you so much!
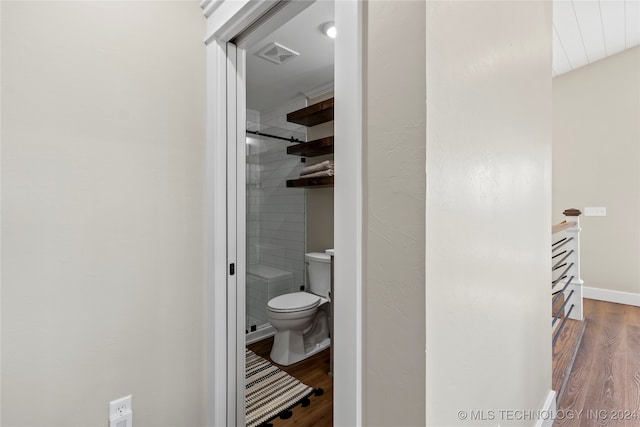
<box><xmin>245</xmin><ymin>299</ymin><xmax>639</xmax><ymax>427</ymax></box>
<box><xmin>247</xmin><ymin>337</ymin><xmax>333</xmax><ymax>427</ymax></box>
<box><xmin>555</xmin><ymin>299</ymin><xmax>640</xmax><ymax>427</ymax></box>
<box><xmin>553</xmin><ymin>317</ymin><xmax>587</xmax><ymax>402</ymax></box>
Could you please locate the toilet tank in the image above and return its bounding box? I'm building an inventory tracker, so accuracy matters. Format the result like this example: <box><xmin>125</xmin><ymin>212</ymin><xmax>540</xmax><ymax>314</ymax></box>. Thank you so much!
<box><xmin>305</xmin><ymin>252</ymin><xmax>331</xmax><ymax>297</ymax></box>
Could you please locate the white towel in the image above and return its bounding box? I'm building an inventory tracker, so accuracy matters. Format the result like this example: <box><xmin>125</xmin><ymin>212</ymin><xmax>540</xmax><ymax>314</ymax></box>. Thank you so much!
<box><xmin>301</xmin><ymin>169</ymin><xmax>334</xmax><ymax>179</ymax></box>
<box><xmin>300</xmin><ymin>160</ymin><xmax>334</xmax><ymax>176</ymax></box>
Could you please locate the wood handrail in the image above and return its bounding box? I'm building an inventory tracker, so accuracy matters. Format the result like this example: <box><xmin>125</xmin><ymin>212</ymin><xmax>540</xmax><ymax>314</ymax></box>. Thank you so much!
<box><xmin>552</xmin><ymin>221</ymin><xmax>576</xmax><ymax>234</ymax></box>
<box><xmin>563</xmin><ymin>208</ymin><xmax>582</xmax><ymax>217</ymax></box>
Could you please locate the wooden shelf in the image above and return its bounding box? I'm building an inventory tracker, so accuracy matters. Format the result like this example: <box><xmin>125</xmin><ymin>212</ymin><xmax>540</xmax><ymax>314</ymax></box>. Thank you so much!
<box><xmin>287</xmin><ymin>136</ymin><xmax>334</xmax><ymax>157</ymax></box>
<box><xmin>286</xmin><ymin>176</ymin><xmax>334</xmax><ymax>188</ymax></box>
<box><xmin>285</xmin><ymin>98</ymin><xmax>334</xmax><ymax>188</ymax></box>
<box><xmin>286</xmin><ymin>98</ymin><xmax>334</xmax><ymax>127</ymax></box>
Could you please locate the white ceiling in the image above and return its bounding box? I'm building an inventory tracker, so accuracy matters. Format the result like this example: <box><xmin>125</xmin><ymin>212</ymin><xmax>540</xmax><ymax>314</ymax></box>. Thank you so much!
<box><xmin>246</xmin><ymin>0</ymin><xmax>335</xmax><ymax>112</ymax></box>
<box><xmin>553</xmin><ymin>0</ymin><xmax>640</xmax><ymax>76</ymax></box>
<box><xmin>246</xmin><ymin>0</ymin><xmax>639</xmax><ymax>110</ymax></box>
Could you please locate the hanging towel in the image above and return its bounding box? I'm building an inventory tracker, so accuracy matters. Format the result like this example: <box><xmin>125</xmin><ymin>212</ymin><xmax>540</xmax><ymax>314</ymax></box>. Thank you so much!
<box><xmin>300</xmin><ymin>160</ymin><xmax>334</xmax><ymax>176</ymax></box>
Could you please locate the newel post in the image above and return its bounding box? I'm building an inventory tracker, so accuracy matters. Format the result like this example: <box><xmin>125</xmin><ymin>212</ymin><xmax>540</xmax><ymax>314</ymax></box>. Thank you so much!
<box><xmin>563</xmin><ymin>208</ymin><xmax>584</xmax><ymax>321</ymax></box>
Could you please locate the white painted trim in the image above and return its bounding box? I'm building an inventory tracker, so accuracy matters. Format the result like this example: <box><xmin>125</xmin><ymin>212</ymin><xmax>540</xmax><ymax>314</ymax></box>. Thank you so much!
<box><xmin>301</xmin><ymin>81</ymin><xmax>334</xmax><ymax>100</ymax></box>
<box><xmin>203</xmin><ymin>0</ymin><xmax>279</xmax><ymax>45</ymax></box>
<box><xmin>333</xmin><ymin>0</ymin><xmax>363</xmax><ymax>425</ymax></box>
<box><xmin>204</xmin><ymin>40</ymin><xmax>230</xmax><ymax>427</ymax></box>
<box><xmin>560</xmin><ymin>216</ymin><xmax>584</xmax><ymax>320</ymax></box>
<box><xmin>535</xmin><ymin>390</ymin><xmax>556</xmax><ymax>427</ymax></box>
<box><xmin>234</xmin><ymin>46</ymin><xmax>248</xmax><ymax>426</ymax></box>
<box><xmin>226</xmin><ymin>43</ymin><xmax>240</xmax><ymax>426</ymax></box>
<box><xmin>566</xmin><ymin>281</ymin><xmax>584</xmax><ymax>321</ymax></box>
<box><xmin>0</xmin><ymin>2</ymin><xmax>3</xmax><ymax>420</ymax></box>
<box><xmin>201</xmin><ymin>0</ymin><xmax>217</xmax><ymax>17</ymax></box>
<box><xmin>583</xmin><ymin>286</ymin><xmax>640</xmax><ymax>307</ymax></box>
<box><xmin>232</xmin><ymin>1</ymin><xmax>315</xmax><ymax>49</ymax></box>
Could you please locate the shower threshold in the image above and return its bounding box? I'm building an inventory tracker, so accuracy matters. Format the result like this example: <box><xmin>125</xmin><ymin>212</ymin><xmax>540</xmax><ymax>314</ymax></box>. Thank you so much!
<box><xmin>246</xmin><ymin>323</ymin><xmax>275</xmax><ymax>345</ymax></box>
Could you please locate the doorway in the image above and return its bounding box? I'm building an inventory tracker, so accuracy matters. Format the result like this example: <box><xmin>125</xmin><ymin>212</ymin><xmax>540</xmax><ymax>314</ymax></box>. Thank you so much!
<box><xmin>242</xmin><ymin>0</ymin><xmax>335</xmax><ymax>346</ymax></box>
<box><xmin>240</xmin><ymin>2</ymin><xmax>335</xmax><ymax>425</ymax></box>
<box><xmin>202</xmin><ymin>1</ymin><xmax>363</xmax><ymax>425</ymax></box>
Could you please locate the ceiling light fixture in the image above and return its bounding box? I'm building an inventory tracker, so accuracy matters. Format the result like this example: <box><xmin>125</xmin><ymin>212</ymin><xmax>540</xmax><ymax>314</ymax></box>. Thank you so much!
<box><xmin>321</xmin><ymin>21</ymin><xmax>336</xmax><ymax>39</ymax></box>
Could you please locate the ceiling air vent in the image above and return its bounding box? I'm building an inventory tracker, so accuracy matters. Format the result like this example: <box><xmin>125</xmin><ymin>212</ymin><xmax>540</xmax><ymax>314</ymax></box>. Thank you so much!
<box><xmin>256</xmin><ymin>42</ymin><xmax>300</xmax><ymax>65</ymax></box>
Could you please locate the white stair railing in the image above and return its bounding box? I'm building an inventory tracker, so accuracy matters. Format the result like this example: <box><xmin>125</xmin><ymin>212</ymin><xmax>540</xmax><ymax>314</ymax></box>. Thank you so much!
<box><xmin>551</xmin><ymin>209</ymin><xmax>584</xmax><ymax>346</ymax></box>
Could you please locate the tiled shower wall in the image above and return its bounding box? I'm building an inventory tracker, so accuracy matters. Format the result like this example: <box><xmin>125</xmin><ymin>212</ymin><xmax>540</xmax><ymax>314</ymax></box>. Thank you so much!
<box><xmin>246</xmin><ymin>97</ymin><xmax>308</xmax><ymax>328</ymax></box>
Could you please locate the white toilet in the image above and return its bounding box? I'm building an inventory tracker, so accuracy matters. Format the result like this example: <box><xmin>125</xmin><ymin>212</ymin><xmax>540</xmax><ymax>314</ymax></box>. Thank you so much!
<box><xmin>267</xmin><ymin>252</ymin><xmax>331</xmax><ymax>366</ymax></box>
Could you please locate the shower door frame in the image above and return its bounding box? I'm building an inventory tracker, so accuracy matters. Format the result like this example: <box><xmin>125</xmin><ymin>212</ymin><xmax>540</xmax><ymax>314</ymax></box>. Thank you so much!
<box><xmin>202</xmin><ymin>1</ymin><xmax>364</xmax><ymax>425</ymax></box>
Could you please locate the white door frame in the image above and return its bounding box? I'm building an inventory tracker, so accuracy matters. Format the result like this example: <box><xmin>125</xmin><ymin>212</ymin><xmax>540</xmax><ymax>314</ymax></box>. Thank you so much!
<box><xmin>201</xmin><ymin>1</ymin><xmax>363</xmax><ymax>425</ymax></box>
<box><xmin>226</xmin><ymin>42</ymin><xmax>247</xmax><ymax>426</ymax></box>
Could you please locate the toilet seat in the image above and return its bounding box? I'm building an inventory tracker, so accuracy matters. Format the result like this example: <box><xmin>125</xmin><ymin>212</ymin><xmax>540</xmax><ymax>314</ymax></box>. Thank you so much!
<box><xmin>268</xmin><ymin>292</ymin><xmax>320</xmax><ymax>313</ymax></box>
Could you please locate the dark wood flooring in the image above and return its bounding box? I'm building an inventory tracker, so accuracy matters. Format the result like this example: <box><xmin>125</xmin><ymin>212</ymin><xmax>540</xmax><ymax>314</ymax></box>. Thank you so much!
<box><xmin>247</xmin><ymin>337</ymin><xmax>333</xmax><ymax>427</ymax></box>
<box><xmin>553</xmin><ymin>317</ymin><xmax>587</xmax><ymax>403</ymax></box>
<box><xmin>246</xmin><ymin>299</ymin><xmax>640</xmax><ymax>427</ymax></box>
<box><xmin>555</xmin><ymin>299</ymin><xmax>640</xmax><ymax>427</ymax></box>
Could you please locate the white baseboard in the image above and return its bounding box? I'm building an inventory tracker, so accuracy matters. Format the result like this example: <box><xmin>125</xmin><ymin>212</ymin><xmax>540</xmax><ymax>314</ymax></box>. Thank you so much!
<box><xmin>583</xmin><ymin>286</ymin><xmax>640</xmax><ymax>307</ymax></box>
<box><xmin>535</xmin><ymin>390</ymin><xmax>556</xmax><ymax>427</ymax></box>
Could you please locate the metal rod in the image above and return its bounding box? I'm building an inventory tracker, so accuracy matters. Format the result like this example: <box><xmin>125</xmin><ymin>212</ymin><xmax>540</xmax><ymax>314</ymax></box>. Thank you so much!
<box><xmin>553</xmin><ymin>304</ymin><xmax>575</xmax><ymax>347</ymax></box>
<box><xmin>553</xmin><ymin>275</ymin><xmax>567</xmax><ymax>287</ymax></box>
<box><xmin>553</xmin><ymin>250</ymin><xmax>574</xmax><ymax>270</ymax></box>
<box><xmin>246</xmin><ymin>130</ymin><xmax>301</xmax><ymax>143</ymax></box>
<box><xmin>552</xmin><ymin>263</ymin><xmax>573</xmax><ymax>286</ymax></box>
<box><xmin>552</xmin><ymin>237</ymin><xmax>574</xmax><ymax>252</ymax></box>
<box><xmin>552</xmin><ymin>237</ymin><xmax>567</xmax><ymax>247</ymax></box>
<box><xmin>552</xmin><ymin>250</ymin><xmax>567</xmax><ymax>259</ymax></box>
<box><xmin>552</xmin><ymin>290</ymin><xmax>575</xmax><ymax>326</ymax></box>
<box><xmin>553</xmin><ymin>263</ymin><xmax>567</xmax><ymax>272</ymax></box>
<box><xmin>552</xmin><ymin>276</ymin><xmax>574</xmax><ymax>296</ymax></box>
<box><xmin>552</xmin><ymin>276</ymin><xmax>574</xmax><ymax>301</ymax></box>
<box><xmin>551</xmin><ymin>276</ymin><xmax>567</xmax><ymax>296</ymax></box>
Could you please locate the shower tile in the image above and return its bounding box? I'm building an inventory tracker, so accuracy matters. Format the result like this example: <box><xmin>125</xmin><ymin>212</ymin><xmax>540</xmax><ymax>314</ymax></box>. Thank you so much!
<box><xmin>248</xmin><ymin>99</ymin><xmax>308</xmax><ymax>331</ymax></box>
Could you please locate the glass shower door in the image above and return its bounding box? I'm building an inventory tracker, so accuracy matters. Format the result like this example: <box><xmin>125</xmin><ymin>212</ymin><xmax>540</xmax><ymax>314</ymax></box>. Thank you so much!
<box><xmin>245</xmin><ymin>124</ymin><xmax>306</xmax><ymax>338</ymax></box>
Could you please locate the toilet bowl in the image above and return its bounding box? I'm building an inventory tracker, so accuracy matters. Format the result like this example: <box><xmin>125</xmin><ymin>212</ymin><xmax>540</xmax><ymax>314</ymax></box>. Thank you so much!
<box><xmin>267</xmin><ymin>252</ymin><xmax>331</xmax><ymax>366</ymax></box>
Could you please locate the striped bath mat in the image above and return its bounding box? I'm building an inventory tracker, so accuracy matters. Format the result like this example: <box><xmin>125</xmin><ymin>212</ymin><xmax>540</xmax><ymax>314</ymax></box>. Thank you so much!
<box><xmin>245</xmin><ymin>349</ymin><xmax>321</xmax><ymax>427</ymax></box>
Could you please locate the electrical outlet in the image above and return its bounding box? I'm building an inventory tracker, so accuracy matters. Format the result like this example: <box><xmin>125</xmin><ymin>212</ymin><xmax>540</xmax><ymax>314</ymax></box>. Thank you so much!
<box><xmin>109</xmin><ymin>395</ymin><xmax>133</xmax><ymax>420</ymax></box>
<box><xmin>110</xmin><ymin>412</ymin><xmax>132</xmax><ymax>427</ymax></box>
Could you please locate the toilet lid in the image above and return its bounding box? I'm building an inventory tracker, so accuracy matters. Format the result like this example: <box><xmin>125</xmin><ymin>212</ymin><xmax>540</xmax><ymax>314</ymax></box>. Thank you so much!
<box><xmin>268</xmin><ymin>292</ymin><xmax>321</xmax><ymax>313</ymax></box>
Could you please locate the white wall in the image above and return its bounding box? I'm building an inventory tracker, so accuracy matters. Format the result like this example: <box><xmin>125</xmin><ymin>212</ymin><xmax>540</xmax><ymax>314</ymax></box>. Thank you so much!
<box><xmin>1</xmin><ymin>2</ymin><xmax>205</xmax><ymax>426</ymax></box>
<box><xmin>553</xmin><ymin>46</ymin><xmax>640</xmax><ymax>297</ymax></box>
<box><xmin>425</xmin><ymin>1</ymin><xmax>552</xmax><ymax>425</ymax></box>
<box><xmin>305</xmin><ymin>92</ymin><xmax>334</xmax><ymax>254</ymax></box>
<box><xmin>363</xmin><ymin>2</ymin><xmax>553</xmax><ymax>424</ymax></box>
<box><xmin>363</xmin><ymin>1</ymin><xmax>426</xmax><ymax>425</ymax></box>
